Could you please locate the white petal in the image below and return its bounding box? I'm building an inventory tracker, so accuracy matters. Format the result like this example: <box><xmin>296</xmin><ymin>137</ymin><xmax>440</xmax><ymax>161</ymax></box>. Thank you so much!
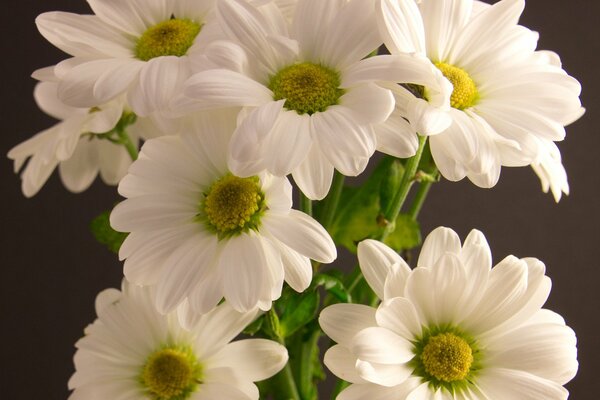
<box><xmin>355</xmin><ymin>359</ymin><xmax>413</xmax><ymax>387</ymax></box>
<box><xmin>319</xmin><ymin>0</ymin><xmax>382</xmax><ymax>69</ymax></box>
<box><xmin>417</xmin><ymin>226</ymin><xmax>461</xmax><ymax>268</ymax></box>
<box><xmin>184</xmin><ymin>69</ymin><xmax>273</xmax><ymax>108</ymax></box>
<box><xmin>477</xmin><ymin>368</ymin><xmax>568</xmax><ymax>400</ymax></box>
<box><xmin>351</xmin><ymin>327</ymin><xmax>414</xmax><ymax>364</ymax></box>
<box><xmin>292</xmin><ymin>143</ymin><xmax>334</xmax><ymax>200</ymax></box>
<box><xmin>87</xmin><ymin>0</ymin><xmax>173</xmax><ymax>36</ymax></box>
<box><xmin>155</xmin><ymin>235</ymin><xmax>217</xmax><ymax>313</ymax></box>
<box><xmin>319</xmin><ymin>304</ymin><xmax>377</xmax><ymax>346</ymax></box>
<box><xmin>262</xmin><ymin>210</ymin><xmax>336</xmax><ymax>263</ymax></box>
<box><xmin>208</xmin><ymin>339</ymin><xmax>288</xmax><ymax>381</ymax></box>
<box><xmin>357</xmin><ymin>239</ymin><xmax>403</xmax><ymax>300</ymax></box>
<box><xmin>192</xmin><ymin>383</ymin><xmax>252</xmax><ymax>400</ymax></box>
<box><xmin>323</xmin><ymin>345</ymin><xmax>366</xmax><ymax>384</ymax></box>
<box><xmin>228</xmin><ymin>101</ymin><xmax>284</xmax><ymax>177</ymax></box>
<box><xmin>58</xmin><ymin>138</ymin><xmax>99</xmax><ymax>192</ymax></box>
<box><xmin>34</xmin><ymin>82</ymin><xmax>82</xmax><ymax>121</ymax></box>
<box><xmin>374</xmin><ymin>111</ymin><xmax>419</xmax><ymax>158</ymax></box>
<box><xmin>264</xmin><ymin>110</ymin><xmax>312</xmax><ymax>176</ymax></box>
<box><xmin>279</xmin><ymin>246</ymin><xmax>312</xmax><ymax>292</ymax></box>
<box><xmin>35</xmin><ymin>12</ymin><xmax>133</xmax><ymax>58</ymax></box>
<box><xmin>376</xmin><ymin>297</ymin><xmax>421</xmax><ymax>340</ymax></box>
<box><xmin>339</xmin><ymin>381</ymin><xmax>420</xmax><ymax>400</ymax></box>
<box><xmin>339</xmin><ymin>83</ymin><xmax>395</xmax><ymax>126</ymax></box>
<box><xmin>292</xmin><ymin>0</ymin><xmax>345</xmax><ymax>61</ymax></box>
<box><xmin>221</xmin><ymin>235</ymin><xmax>268</xmax><ymax>312</ymax></box>
<box><xmin>419</xmin><ymin>0</ymin><xmax>472</xmax><ymax>62</ymax></box>
<box><xmin>376</xmin><ymin>0</ymin><xmax>425</xmax><ymax>54</ymax></box>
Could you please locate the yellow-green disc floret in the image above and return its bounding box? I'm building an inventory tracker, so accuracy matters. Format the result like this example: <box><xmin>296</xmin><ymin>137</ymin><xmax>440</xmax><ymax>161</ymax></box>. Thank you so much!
<box><xmin>140</xmin><ymin>346</ymin><xmax>202</xmax><ymax>400</ymax></box>
<box><xmin>435</xmin><ymin>62</ymin><xmax>479</xmax><ymax>110</ymax></box>
<box><xmin>201</xmin><ymin>175</ymin><xmax>266</xmax><ymax>237</ymax></box>
<box><xmin>135</xmin><ymin>19</ymin><xmax>201</xmax><ymax>61</ymax></box>
<box><xmin>268</xmin><ymin>62</ymin><xmax>344</xmax><ymax>115</ymax></box>
<box><xmin>421</xmin><ymin>332</ymin><xmax>474</xmax><ymax>382</ymax></box>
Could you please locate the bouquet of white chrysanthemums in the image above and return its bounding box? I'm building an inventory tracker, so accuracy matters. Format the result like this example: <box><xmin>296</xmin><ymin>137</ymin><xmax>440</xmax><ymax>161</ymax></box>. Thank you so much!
<box><xmin>9</xmin><ymin>0</ymin><xmax>583</xmax><ymax>398</ymax></box>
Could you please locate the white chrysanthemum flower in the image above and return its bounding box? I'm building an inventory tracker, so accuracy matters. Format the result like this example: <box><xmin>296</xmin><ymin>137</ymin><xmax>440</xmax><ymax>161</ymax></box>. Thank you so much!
<box><xmin>35</xmin><ymin>0</ymin><xmax>226</xmax><ymax>117</ymax></box>
<box><xmin>69</xmin><ymin>281</ymin><xmax>288</xmax><ymax>400</ymax></box>
<box><xmin>110</xmin><ymin>111</ymin><xmax>336</xmax><ymax>314</ymax></box>
<box><xmin>531</xmin><ymin>139</ymin><xmax>569</xmax><ymax>202</ymax></box>
<box><xmin>320</xmin><ymin>227</ymin><xmax>578</xmax><ymax>399</ymax></box>
<box><xmin>7</xmin><ymin>80</ymin><xmax>157</xmax><ymax>197</ymax></box>
<box><xmin>376</xmin><ymin>0</ymin><xmax>584</xmax><ymax>188</ymax></box>
<box><xmin>180</xmin><ymin>0</ymin><xmax>450</xmax><ymax>199</ymax></box>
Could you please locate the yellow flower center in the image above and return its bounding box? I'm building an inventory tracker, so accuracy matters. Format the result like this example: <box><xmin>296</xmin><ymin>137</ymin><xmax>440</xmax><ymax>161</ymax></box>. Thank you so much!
<box><xmin>421</xmin><ymin>332</ymin><xmax>474</xmax><ymax>382</ymax></box>
<box><xmin>140</xmin><ymin>347</ymin><xmax>202</xmax><ymax>400</ymax></box>
<box><xmin>435</xmin><ymin>62</ymin><xmax>479</xmax><ymax>110</ymax></box>
<box><xmin>268</xmin><ymin>62</ymin><xmax>344</xmax><ymax>115</ymax></box>
<box><xmin>135</xmin><ymin>19</ymin><xmax>201</xmax><ymax>61</ymax></box>
<box><xmin>202</xmin><ymin>175</ymin><xmax>265</xmax><ymax>236</ymax></box>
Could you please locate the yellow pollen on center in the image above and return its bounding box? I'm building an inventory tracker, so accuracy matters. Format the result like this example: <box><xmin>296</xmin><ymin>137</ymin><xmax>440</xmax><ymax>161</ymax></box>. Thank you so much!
<box><xmin>203</xmin><ymin>175</ymin><xmax>264</xmax><ymax>235</ymax></box>
<box><xmin>435</xmin><ymin>62</ymin><xmax>479</xmax><ymax>110</ymax></box>
<box><xmin>268</xmin><ymin>62</ymin><xmax>344</xmax><ymax>115</ymax></box>
<box><xmin>140</xmin><ymin>348</ymin><xmax>201</xmax><ymax>399</ymax></box>
<box><xmin>135</xmin><ymin>19</ymin><xmax>201</xmax><ymax>61</ymax></box>
<box><xmin>421</xmin><ymin>332</ymin><xmax>474</xmax><ymax>382</ymax></box>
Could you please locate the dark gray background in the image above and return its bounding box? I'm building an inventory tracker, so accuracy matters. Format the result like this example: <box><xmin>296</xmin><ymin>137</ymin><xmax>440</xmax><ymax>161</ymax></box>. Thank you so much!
<box><xmin>1</xmin><ymin>1</ymin><xmax>598</xmax><ymax>398</ymax></box>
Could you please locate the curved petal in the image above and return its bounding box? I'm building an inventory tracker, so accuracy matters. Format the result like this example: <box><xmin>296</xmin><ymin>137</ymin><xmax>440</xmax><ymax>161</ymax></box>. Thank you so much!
<box><xmin>323</xmin><ymin>345</ymin><xmax>366</xmax><ymax>384</ymax></box>
<box><xmin>477</xmin><ymin>368</ymin><xmax>568</xmax><ymax>400</ymax></box>
<box><xmin>319</xmin><ymin>303</ymin><xmax>377</xmax><ymax>346</ymax></box>
<box><xmin>87</xmin><ymin>0</ymin><xmax>173</xmax><ymax>36</ymax></box>
<box><xmin>292</xmin><ymin>143</ymin><xmax>334</xmax><ymax>200</ymax></box>
<box><xmin>262</xmin><ymin>209</ymin><xmax>336</xmax><ymax>263</ymax></box>
<box><xmin>208</xmin><ymin>339</ymin><xmax>288</xmax><ymax>381</ymax></box>
<box><xmin>417</xmin><ymin>226</ymin><xmax>462</xmax><ymax>268</ymax></box>
<box><xmin>376</xmin><ymin>0</ymin><xmax>425</xmax><ymax>54</ymax></box>
<box><xmin>357</xmin><ymin>239</ymin><xmax>404</xmax><ymax>300</ymax></box>
<box><xmin>351</xmin><ymin>327</ymin><xmax>414</xmax><ymax>364</ymax></box>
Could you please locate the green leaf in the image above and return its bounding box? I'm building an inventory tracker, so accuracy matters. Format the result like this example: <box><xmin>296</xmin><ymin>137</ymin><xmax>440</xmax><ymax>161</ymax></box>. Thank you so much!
<box><xmin>280</xmin><ymin>291</ymin><xmax>320</xmax><ymax>338</ymax></box>
<box><xmin>90</xmin><ymin>210</ymin><xmax>127</xmax><ymax>254</ymax></box>
<box><xmin>264</xmin><ymin>308</ymin><xmax>283</xmax><ymax>340</ymax></box>
<box><xmin>242</xmin><ymin>315</ymin><xmax>264</xmax><ymax>336</ymax></box>
<box><xmin>312</xmin><ymin>273</ymin><xmax>352</xmax><ymax>303</ymax></box>
<box><xmin>328</xmin><ymin>157</ymin><xmax>421</xmax><ymax>253</ymax></box>
<box><xmin>384</xmin><ymin>214</ymin><xmax>422</xmax><ymax>251</ymax></box>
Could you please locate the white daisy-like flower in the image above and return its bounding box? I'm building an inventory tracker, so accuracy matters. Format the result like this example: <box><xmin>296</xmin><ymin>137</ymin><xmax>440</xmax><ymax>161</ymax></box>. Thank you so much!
<box><xmin>35</xmin><ymin>0</ymin><xmax>226</xmax><ymax>117</ymax></box>
<box><xmin>180</xmin><ymin>0</ymin><xmax>450</xmax><ymax>199</ymax></box>
<box><xmin>376</xmin><ymin>0</ymin><xmax>584</xmax><ymax>188</ymax></box>
<box><xmin>531</xmin><ymin>139</ymin><xmax>569</xmax><ymax>202</ymax></box>
<box><xmin>110</xmin><ymin>110</ymin><xmax>336</xmax><ymax>314</ymax></box>
<box><xmin>320</xmin><ymin>227</ymin><xmax>578</xmax><ymax>399</ymax></box>
<box><xmin>69</xmin><ymin>281</ymin><xmax>288</xmax><ymax>400</ymax></box>
<box><xmin>7</xmin><ymin>80</ymin><xmax>157</xmax><ymax>197</ymax></box>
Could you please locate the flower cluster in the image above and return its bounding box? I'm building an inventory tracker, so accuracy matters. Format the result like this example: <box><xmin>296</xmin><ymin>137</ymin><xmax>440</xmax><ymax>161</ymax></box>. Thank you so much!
<box><xmin>7</xmin><ymin>0</ymin><xmax>583</xmax><ymax>399</ymax></box>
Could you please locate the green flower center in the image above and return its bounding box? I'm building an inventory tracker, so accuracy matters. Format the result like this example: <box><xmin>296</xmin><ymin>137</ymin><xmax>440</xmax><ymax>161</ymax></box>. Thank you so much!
<box><xmin>435</xmin><ymin>62</ymin><xmax>479</xmax><ymax>110</ymax></box>
<box><xmin>140</xmin><ymin>347</ymin><xmax>202</xmax><ymax>400</ymax></box>
<box><xmin>135</xmin><ymin>19</ymin><xmax>201</xmax><ymax>61</ymax></box>
<box><xmin>421</xmin><ymin>332</ymin><xmax>473</xmax><ymax>382</ymax></box>
<box><xmin>202</xmin><ymin>175</ymin><xmax>265</xmax><ymax>237</ymax></box>
<box><xmin>268</xmin><ymin>62</ymin><xmax>344</xmax><ymax>115</ymax></box>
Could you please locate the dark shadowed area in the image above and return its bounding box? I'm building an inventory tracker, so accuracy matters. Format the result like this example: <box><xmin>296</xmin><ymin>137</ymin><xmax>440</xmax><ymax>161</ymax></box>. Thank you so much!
<box><xmin>1</xmin><ymin>1</ymin><xmax>598</xmax><ymax>399</ymax></box>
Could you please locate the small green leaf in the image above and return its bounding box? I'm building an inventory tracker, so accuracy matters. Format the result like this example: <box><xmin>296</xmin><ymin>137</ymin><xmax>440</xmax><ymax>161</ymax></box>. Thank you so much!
<box><xmin>90</xmin><ymin>210</ymin><xmax>127</xmax><ymax>254</ymax></box>
<box><xmin>280</xmin><ymin>291</ymin><xmax>320</xmax><ymax>338</ymax></box>
<box><xmin>312</xmin><ymin>273</ymin><xmax>352</xmax><ymax>303</ymax></box>
<box><xmin>384</xmin><ymin>214</ymin><xmax>422</xmax><ymax>251</ymax></box>
<box><xmin>264</xmin><ymin>308</ymin><xmax>283</xmax><ymax>340</ymax></box>
<box><xmin>242</xmin><ymin>315</ymin><xmax>264</xmax><ymax>336</ymax></box>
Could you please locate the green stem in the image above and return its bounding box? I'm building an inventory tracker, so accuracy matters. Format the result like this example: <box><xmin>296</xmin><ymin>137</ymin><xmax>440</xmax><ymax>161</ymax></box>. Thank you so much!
<box><xmin>380</xmin><ymin>136</ymin><xmax>427</xmax><ymax>241</ymax></box>
<box><xmin>300</xmin><ymin>192</ymin><xmax>313</xmax><ymax>216</ymax></box>
<box><xmin>267</xmin><ymin>309</ymin><xmax>301</xmax><ymax>400</ymax></box>
<box><xmin>407</xmin><ymin>170</ymin><xmax>437</xmax><ymax>220</ymax></box>
<box><xmin>320</xmin><ymin>171</ymin><xmax>345</xmax><ymax>230</ymax></box>
<box><xmin>116</xmin><ymin>128</ymin><xmax>139</xmax><ymax>161</ymax></box>
<box><xmin>299</xmin><ymin>329</ymin><xmax>321</xmax><ymax>399</ymax></box>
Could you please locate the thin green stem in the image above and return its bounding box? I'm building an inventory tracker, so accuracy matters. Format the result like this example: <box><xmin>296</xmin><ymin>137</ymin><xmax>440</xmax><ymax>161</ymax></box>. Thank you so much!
<box><xmin>267</xmin><ymin>309</ymin><xmax>301</xmax><ymax>400</ymax></box>
<box><xmin>299</xmin><ymin>329</ymin><xmax>321</xmax><ymax>399</ymax></box>
<box><xmin>300</xmin><ymin>191</ymin><xmax>313</xmax><ymax>216</ymax></box>
<box><xmin>407</xmin><ymin>171</ymin><xmax>437</xmax><ymax>219</ymax></box>
<box><xmin>116</xmin><ymin>128</ymin><xmax>139</xmax><ymax>161</ymax></box>
<box><xmin>380</xmin><ymin>136</ymin><xmax>427</xmax><ymax>241</ymax></box>
<box><xmin>320</xmin><ymin>171</ymin><xmax>345</xmax><ymax>230</ymax></box>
